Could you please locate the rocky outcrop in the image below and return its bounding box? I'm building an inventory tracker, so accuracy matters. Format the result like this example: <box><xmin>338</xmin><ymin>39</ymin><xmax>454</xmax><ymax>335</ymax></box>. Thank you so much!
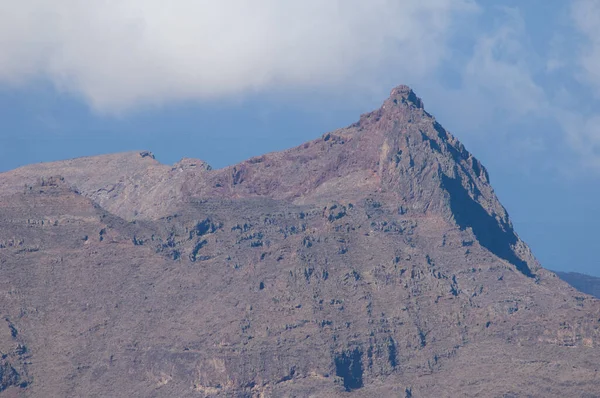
<box><xmin>0</xmin><ymin>319</ymin><xmax>31</xmax><ymax>394</ymax></box>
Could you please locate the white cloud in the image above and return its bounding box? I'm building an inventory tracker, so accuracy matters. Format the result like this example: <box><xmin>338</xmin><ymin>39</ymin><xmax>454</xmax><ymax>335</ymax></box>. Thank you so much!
<box><xmin>3</xmin><ymin>1</ymin><xmax>600</xmax><ymax>175</ymax></box>
<box><xmin>563</xmin><ymin>1</ymin><xmax>600</xmax><ymax>171</ymax></box>
<box><xmin>545</xmin><ymin>34</ymin><xmax>569</xmax><ymax>74</ymax></box>
<box><xmin>420</xmin><ymin>5</ymin><xmax>600</xmax><ymax>174</ymax></box>
<box><xmin>556</xmin><ymin>111</ymin><xmax>600</xmax><ymax>172</ymax></box>
<box><xmin>421</xmin><ymin>7</ymin><xmax>549</xmax><ymax>139</ymax></box>
<box><xmin>0</xmin><ymin>0</ymin><xmax>475</xmax><ymax>113</ymax></box>
<box><xmin>462</xmin><ymin>8</ymin><xmax>547</xmax><ymax>117</ymax></box>
<box><xmin>572</xmin><ymin>0</ymin><xmax>600</xmax><ymax>97</ymax></box>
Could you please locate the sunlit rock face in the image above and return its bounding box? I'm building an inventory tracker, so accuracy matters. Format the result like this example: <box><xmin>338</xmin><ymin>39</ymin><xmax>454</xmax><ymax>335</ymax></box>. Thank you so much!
<box><xmin>0</xmin><ymin>86</ymin><xmax>598</xmax><ymax>397</ymax></box>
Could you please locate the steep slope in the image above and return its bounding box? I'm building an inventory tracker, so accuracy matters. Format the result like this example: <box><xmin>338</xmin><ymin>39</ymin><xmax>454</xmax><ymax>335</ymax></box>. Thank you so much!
<box><xmin>0</xmin><ymin>86</ymin><xmax>599</xmax><ymax>397</ymax></box>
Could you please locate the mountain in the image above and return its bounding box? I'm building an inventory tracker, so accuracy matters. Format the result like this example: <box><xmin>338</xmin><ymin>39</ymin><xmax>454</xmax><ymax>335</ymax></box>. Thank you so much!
<box><xmin>0</xmin><ymin>86</ymin><xmax>599</xmax><ymax>397</ymax></box>
<box><xmin>556</xmin><ymin>271</ymin><xmax>600</xmax><ymax>299</ymax></box>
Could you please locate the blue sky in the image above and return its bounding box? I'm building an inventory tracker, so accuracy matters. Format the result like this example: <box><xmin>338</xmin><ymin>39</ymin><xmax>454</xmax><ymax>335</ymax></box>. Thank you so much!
<box><xmin>1</xmin><ymin>1</ymin><xmax>599</xmax><ymax>276</ymax></box>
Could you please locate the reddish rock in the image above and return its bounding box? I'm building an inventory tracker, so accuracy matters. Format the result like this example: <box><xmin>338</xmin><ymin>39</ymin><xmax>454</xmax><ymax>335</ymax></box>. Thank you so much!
<box><xmin>0</xmin><ymin>86</ymin><xmax>598</xmax><ymax>397</ymax></box>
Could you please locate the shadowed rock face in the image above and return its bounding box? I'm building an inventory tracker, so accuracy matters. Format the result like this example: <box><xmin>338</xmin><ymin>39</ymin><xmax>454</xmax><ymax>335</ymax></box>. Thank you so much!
<box><xmin>440</xmin><ymin>174</ymin><xmax>533</xmax><ymax>278</ymax></box>
<box><xmin>0</xmin><ymin>86</ymin><xmax>599</xmax><ymax>397</ymax></box>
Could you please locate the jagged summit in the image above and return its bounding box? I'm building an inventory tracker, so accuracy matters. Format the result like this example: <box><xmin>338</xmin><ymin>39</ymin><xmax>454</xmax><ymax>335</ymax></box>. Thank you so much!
<box><xmin>385</xmin><ymin>84</ymin><xmax>424</xmax><ymax>109</ymax></box>
<box><xmin>0</xmin><ymin>85</ymin><xmax>598</xmax><ymax>397</ymax></box>
<box><xmin>2</xmin><ymin>87</ymin><xmax>535</xmax><ymax>277</ymax></box>
<box><xmin>173</xmin><ymin>157</ymin><xmax>212</xmax><ymax>171</ymax></box>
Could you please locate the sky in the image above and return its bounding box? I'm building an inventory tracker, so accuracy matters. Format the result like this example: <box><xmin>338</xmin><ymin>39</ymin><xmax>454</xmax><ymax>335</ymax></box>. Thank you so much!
<box><xmin>0</xmin><ymin>0</ymin><xmax>599</xmax><ymax>276</ymax></box>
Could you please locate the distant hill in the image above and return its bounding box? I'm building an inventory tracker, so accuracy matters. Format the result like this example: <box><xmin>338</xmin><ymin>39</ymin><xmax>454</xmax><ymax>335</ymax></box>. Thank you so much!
<box><xmin>556</xmin><ymin>271</ymin><xmax>600</xmax><ymax>299</ymax></box>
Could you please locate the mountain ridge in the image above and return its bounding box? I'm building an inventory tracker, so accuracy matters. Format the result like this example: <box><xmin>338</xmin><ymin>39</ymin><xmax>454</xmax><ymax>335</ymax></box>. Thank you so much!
<box><xmin>0</xmin><ymin>86</ymin><xmax>598</xmax><ymax>397</ymax></box>
<box><xmin>2</xmin><ymin>86</ymin><xmax>538</xmax><ymax>279</ymax></box>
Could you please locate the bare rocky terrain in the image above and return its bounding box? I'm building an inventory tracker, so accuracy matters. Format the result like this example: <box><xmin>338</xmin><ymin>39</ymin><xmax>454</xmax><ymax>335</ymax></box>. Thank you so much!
<box><xmin>0</xmin><ymin>86</ymin><xmax>599</xmax><ymax>397</ymax></box>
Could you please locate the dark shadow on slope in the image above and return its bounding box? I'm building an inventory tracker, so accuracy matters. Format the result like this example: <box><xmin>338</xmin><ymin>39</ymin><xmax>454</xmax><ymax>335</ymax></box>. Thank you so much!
<box><xmin>441</xmin><ymin>175</ymin><xmax>533</xmax><ymax>278</ymax></box>
<box><xmin>335</xmin><ymin>348</ymin><xmax>363</xmax><ymax>391</ymax></box>
<box><xmin>0</xmin><ymin>362</ymin><xmax>22</xmax><ymax>392</ymax></box>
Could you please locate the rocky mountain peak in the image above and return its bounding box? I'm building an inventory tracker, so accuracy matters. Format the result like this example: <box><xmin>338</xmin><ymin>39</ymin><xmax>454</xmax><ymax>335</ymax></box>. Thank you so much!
<box><xmin>0</xmin><ymin>85</ymin><xmax>599</xmax><ymax>397</ymax></box>
<box><xmin>385</xmin><ymin>85</ymin><xmax>424</xmax><ymax>109</ymax></box>
<box><xmin>172</xmin><ymin>157</ymin><xmax>212</xmax><ymax>171</ymax></box>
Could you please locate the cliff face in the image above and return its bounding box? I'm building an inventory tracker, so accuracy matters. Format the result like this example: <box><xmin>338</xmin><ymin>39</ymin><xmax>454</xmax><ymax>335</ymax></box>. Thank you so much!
<box><xmin>0</xmin><ymin>87</ymin><xmax>598</xmax><ymax>397</ymax></box>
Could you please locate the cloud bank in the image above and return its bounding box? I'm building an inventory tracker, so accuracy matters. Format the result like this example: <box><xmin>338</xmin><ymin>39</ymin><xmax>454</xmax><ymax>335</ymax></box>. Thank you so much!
<box><xmin>572</xmin><ymin>0</ymin><xmax>600</xmax><ymax>97</ymax></box>
<box><xmin>0</xmin><ymin>0</ymin><xmax>474</xmax><ymax>112</ymax></box>
<box><xmin>1</xmin><ymin>1</ymin><xmax>600</xmax><ymax>171</ymax></box>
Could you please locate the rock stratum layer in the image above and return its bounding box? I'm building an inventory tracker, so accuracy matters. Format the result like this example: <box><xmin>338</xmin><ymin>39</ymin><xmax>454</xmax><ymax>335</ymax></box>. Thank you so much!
<box><xmin>0</xmin><ymin>86</ymin><xmax>598</xmax><ymax>397</ymax></box>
